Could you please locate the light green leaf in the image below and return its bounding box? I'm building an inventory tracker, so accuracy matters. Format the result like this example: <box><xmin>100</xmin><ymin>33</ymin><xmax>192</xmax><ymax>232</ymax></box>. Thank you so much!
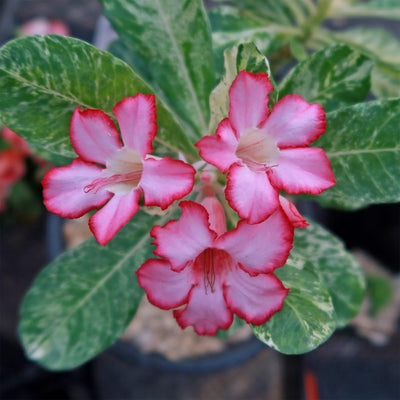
<box><xmin>292</xmin><ymin>220</ymin><xmax>365</xmax><ymax>327</ymax></box>
<box><xmin>313</xmin><ymin>99</ymin><xmax>400</xmax><ymax>209</ymax></box>
<box><xmin>252</xmin><ymin>218</ymin><xmax>365</xmax><ymax>354</ymax></box>
<box><xmin>208</xmin><ymin>42</ymin><xmax>278</xmax><ymax>134</ymax></box>
<box><xmin>208</xmin><ymin>46</ymin><xmax>238</xmax><ymax>135</ymax></box>
<box><xmin>371</xmin><ymin>65</ymin><xmax>400</xmax><ymax>99</ymax></box>
<box><xmin>252</xmin><ymin>261</ymin><xmax>336</xmax><ymax>354</ymax></box>
<box><xmin>330</xmin><ymin>0</ymin><xmax>400</xmax><ymax>19</ymax></box>
<box><xmin>330</xmin><ymin>27</ymin><xmax>400</xmax><ymax>72</ymax></box>
<box><xmin>0</xmin><ymin>35</ymin><xmax>197</xmax><ymax>164</ymax></box>
<box><xmin>237</xmin><ymin>42</ymin><xmax>279</xmax><ymax>105</ymax></box>
<box><xmin>279</xmin><ymin>45</ymin><xmax>373</xmax><ymax>111</ymax></box>
<box><xmin>220</xmin><ymin>0</ymin><xmax>309</xmax><ymax>26</ymax></box>
<box><xmin>19</xmin><ymin>209</ymin><xmax>173</xmax><ymax>370</ymax></box>
<box><xmin>209</xmin><ymin>6</ymin><xmax>294</xmax><ymax>74</ymax></box>
<box><xmin>100</xmin><ymin>0</ymin><xmax>216</xmax><ymax>138</ymax></box>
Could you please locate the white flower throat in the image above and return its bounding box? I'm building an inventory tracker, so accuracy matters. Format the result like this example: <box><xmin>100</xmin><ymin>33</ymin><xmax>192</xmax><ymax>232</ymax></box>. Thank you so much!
<box><xmin>84</xmin><ymin>147</ymin><xmax>143</xmax><ymax>195</ymax></box>
<box><xmin>235</xmin><ymin>128</ymin><xmax>280</xmax><ymax>172</ymax></box>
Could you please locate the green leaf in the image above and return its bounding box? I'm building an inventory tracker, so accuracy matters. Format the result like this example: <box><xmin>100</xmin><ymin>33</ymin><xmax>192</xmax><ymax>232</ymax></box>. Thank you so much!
<box><xmin>279</xmin><ymin>45</ymin><xmax>373</xmax><ymax>111</ymax></box>
<box><xmin>237</xmin><ymin>42</ymin><xmax>279</xmax><ymax>105</ymax></box>
<box><xmin>209</xmin><ymin>6</ymin><xmax>293</xmax><ymax>74</ymax></box>
<box><xmin>252</xmin><ymin>262</ymin><xmax>336</xmax><ymax>354</ymax></box>
<box><xmin>371</xmin><ymin>65</ymin><xmax>400</xmax><ymax>99</ymax></box>
<box><xmin>366</xmin><ymin>275</ymin><xmax>394</xmax><ymax>317</ymax></box>
<box><xmin>0</xmin><ymin>35</ymin><xmax>197</xmax><ymax>163</ymax></box>
<box><xmin>19</xmin><ymin>209</ymin><xmax>173</xmax><ymax>370</ymax></box>
<box><xmin>208</xmin><ymin>46</ymin><xmax>238</xmax><ymax>135</ymax></box>
<box><xmin>220</xmin><ymin>0</ymin><xmax>309</xmax><ymax>26</ymax></box>
<box><xmin>292</xmin><ymin>220</ymin><xmax>365</xmax><ymax>327</ymax></box>
<box><xmin>330</xmin><ymin>27</ymin><xmax>400</xmax><ymax>72</ymax></box>
<box><xmin>208</xmin><ymin>42</ymin><xmax>279</xmax><ymax>134</ymax></box>
<box><xmin>252</xmin><ymin>218</ymin><xmax>365</xmax><ymax>354</ymax></box>
<box><xmin>313</xmin><ymin>99</ymin><xmax>400</xmax><ymax>209</ymax></box>
<box><xmin>330</xmin><ymin>0</ymin><xmax>400</xmax><ymax>20</ymax></box>
<box><xmin>100</xmin><ymin>0</ymin><xmax>216</xmax><ymax>137</ymax></box>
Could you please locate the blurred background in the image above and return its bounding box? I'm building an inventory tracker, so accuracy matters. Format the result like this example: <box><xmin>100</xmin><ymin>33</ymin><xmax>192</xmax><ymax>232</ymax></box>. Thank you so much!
<box><xmin>0</xmin><ymin>0</ymin><xmax>399</xmax><ymax>399</ymax></box>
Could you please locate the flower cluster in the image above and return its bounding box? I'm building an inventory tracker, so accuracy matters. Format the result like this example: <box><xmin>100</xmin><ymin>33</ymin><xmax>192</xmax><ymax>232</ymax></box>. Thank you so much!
<box><xmin>43</xmin><ymin>71</ymin><xmax>335</xmax><ymax>334</ymax></box>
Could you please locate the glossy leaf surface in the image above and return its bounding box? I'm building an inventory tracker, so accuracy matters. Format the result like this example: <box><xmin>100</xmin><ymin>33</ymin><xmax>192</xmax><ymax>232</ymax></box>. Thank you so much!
<box><xmin>279</xmin><ymin>45</ymin><xmax>373</xmax><ymax>111</ymax></box>
<box><xmin>19</xmin><ymin>210</ymin><xmax>172</xmax><ymax>370</ymax></box>
<box><xmin>100</xmin><ymin>0</ymin><xmax>216</xmax><ymax>138</ymax></box>
<box><xmin>252</xmin><ymin>220</ymin><xmax>365</xmax><ymax>353</ymax></box>
<box><xmin>313</xmin><ymin>99</ymin><xmax>400</xmax><ymax>209</ymax></box>
<box><xmin>0</xmin><ymin>35</ymin><xmax>196</xmax><ymax>163</ymax></box>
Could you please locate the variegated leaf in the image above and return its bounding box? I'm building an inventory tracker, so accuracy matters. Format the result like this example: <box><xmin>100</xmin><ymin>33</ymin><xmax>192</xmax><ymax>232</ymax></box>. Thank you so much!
<box><xmin>292</xmin><ymin>220</ymin><xmax>365</xmax><ymax>327</ymax></box>
<box><xmin>313</xmin><ymin>99</ymin><xmax>400</xmax><ymax>209</ymax></box>
<box><xmin>279</xmin><ymin>45</ymin><xmax>373</xmax><ymax>112</ymax></box>
<box><xmin>19</xmin><ymin>209</ymin><xmax>173</xmax><ymax>370</ymax></box>
<box><xmin>330</xmin><ymin>0</ymin><xmax>400</xmax><ymax>20</ymax></box>
<box><xmin>252</xmin><ymin>262</ymin><xmax>336</xmax><ymax>354</ymax></box>
<box><xmin>330</xmin><ymin>27</ymin><xmax>400</xmax><ymax>72</ymax></box>
<box><xmin>0</xmin><ymin>35</ymin><xmax>196</xmax><ymax>164</ymax></box>
<box><xmin>252</xmin><ymin>219</ymin><xmax>364</xmax><ymax>353</ymax></box>
<box><xmin>100</xmin><ymin>0</ymin><xmax>216</xmax><ymax>138</ymax></box>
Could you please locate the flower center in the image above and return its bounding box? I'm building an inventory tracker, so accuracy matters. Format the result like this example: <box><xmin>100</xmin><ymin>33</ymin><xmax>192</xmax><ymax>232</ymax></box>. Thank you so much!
<box><xmin>193</xmin><ymin>248</ymin><xmax>234</xmax><ymax>294</ymax></box>
<box><xmin>84</xmin><ymin>147</ymin><xmax>143</xmax><ymax>195</ymax></box>
<box><xmin>235</xmin><ymin>128</ymin><xmax>280</xmax><ymax>172</ymax></box>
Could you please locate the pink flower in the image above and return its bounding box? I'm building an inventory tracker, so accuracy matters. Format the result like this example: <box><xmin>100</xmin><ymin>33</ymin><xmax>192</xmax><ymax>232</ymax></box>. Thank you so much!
<box><xmin>279</xmin><ymin>195</ymin><xmax>308</xmax><ymax>229</ymax></box>
<box><xmin>42</xmin><ymin>94</ymin><xmax>196</xmax><ymax>245</ymax></box>
<box><xmin>1</xmin><ymin>126</ymin><xmax>31</xmax><ymax>157</ymax></box>
<box><xmin>19</xmin><ymin>18</ymin><xmax>69</xmax><ymax>37</ymax></box>
<box><xmin>137</xmin><ymin>198</ymin><xmax>293</xmax><ymax>335</ymax></box>
<box><xmin>0</xmin><ymin>149</ymin><xmax>26</xmax><ymax>212</ymax></box>
<box><xmin>196</xmin><ymin>70</ymin><xmax>335</xmax><ymax>224</ymax></box>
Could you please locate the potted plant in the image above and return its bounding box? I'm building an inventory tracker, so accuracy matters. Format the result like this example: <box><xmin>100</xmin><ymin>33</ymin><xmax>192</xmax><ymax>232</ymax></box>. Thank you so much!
<box><xmin>0</xmin><ymin>2</ymin><xmax>398</xmax><ymax>393</ymax></box>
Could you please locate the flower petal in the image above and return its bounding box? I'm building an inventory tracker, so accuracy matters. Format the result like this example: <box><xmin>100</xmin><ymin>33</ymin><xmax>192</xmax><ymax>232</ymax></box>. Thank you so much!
<box><xmin>141</xmin><ymin>156</ymin><xmax>195</xmax><ymax>209</ymax></box>
<box><xmin>261</xmin><ymin>95</ymin><xmax>326</xmax><ymax>148</ymax></box>
<box><xmin>113</xmin><ymin>94</ymin><xmax>157</xmax><ymax>158</ymax></box>
<box><xmin>89</xmin><ymin>188</ymin><xmax>141</xmax><ymax>245</ymax></box>
<box><xmin>225</xmin><ymin>163</ymin><xmax>279</xmax><ymax>224</ymax></box>
<box><xmin>268</xmin><ymin>147</ymin><xmax>336</xmax><ymax>195</ymax></box>
<box><xmin>279</xmin><ymin>195</ymin><xmax>308</xmax><ymax>229</ymax></box>
<box><xmin>200</xmin><ymin>196</ymin><xmax>227</xmax><ymax>236</ymax></box>
<box><xmin>70</xmin><ymin>108</ymin><xmax>122</xmax><ymax>164</ymax></box>
<box><xmin>224</xmin><ymin>268</ymin><xmax>289</xmax><ymax>324</ymax></box>
<box><xmin>195</xmin><ymin>119</ymin><xmax>239</xmax><ymax>173</ymax></box>
<box><xmin>42</xmin><ymin>158</ymin><xmax>111</xmax><ymax>218</ymax></box>
<box><xmin>174</xmin><ymin>283</ymin><xmax>233</xmax><ymax>336</ymax></box>
<box><xmin>136</xmin><ymin>259</ymin><xmax>193</xmax><ymax>310</ymax></box>
<box><xmin>216</xmin><ymin>208</ymin><xmax>293</xmax><ymax>275</ymax></box>
<box><xmin>0</xmin><ymin>149</ymin><xmax>25</xmax><ymax>184</ymax></box>
<box><xmin>151</xmin><ymin>201</ymin><xmax>216</xmax><ymax>271</ymax></box>
<box><xmin>229</xmin><ymin>70</ymin><xmax>273</xmax><ymax>136</ymax></box>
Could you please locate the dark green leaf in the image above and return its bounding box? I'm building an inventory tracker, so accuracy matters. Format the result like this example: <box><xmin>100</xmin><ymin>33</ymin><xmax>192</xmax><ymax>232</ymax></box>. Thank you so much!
<box><xmin>279</xmin><ymin>45</ymin><xmax>373</xmax><ymax>111</ymax></box>
<box><xmin>100</xmin><ymin>0</ymin><xmax>216</xmax><ymax>137</ymax></box>
<box><xmin>0</xmin><ymin>35</ymin><xmax>197</xmax><ymax>163</ymax></box>
<box><xmin>19</xmin><ymin>209</ymin><xmax>173</xmax><ymax>370</ymax></box>
<box><xmin>313</xmin><ymin>99</ymin><xmax>400</xmax><ymax>209</ymax></box>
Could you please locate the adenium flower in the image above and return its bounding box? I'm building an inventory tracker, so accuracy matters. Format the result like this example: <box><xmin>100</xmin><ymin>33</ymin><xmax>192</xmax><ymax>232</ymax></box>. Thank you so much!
<box><xmin>0</xmin><ymin>149</ymin><xmax>26</xmax><ymax>212</ymax></box>
<box><xmin>2</xmin><ymin>126</ymin><xmax>31</xmax><ymax>157</ymax></box>
<box><xmin>196</xmin><ymin>70</ymin><xmax>335</xmax><ymax>224</ymax></box>
<box><xmin>42</xmin><ymin>94</ymin><xmax>196</xmax><ymax>245</ymax></box>
<box><xmin>19</xmin><ymin>18</ymin><xmax>70</xmax><ymax>37</ymax></box>
<box><xmin>137</xmin><ymin>198</ymin><xmax>293</xmax><ymax>335</ymax></box>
